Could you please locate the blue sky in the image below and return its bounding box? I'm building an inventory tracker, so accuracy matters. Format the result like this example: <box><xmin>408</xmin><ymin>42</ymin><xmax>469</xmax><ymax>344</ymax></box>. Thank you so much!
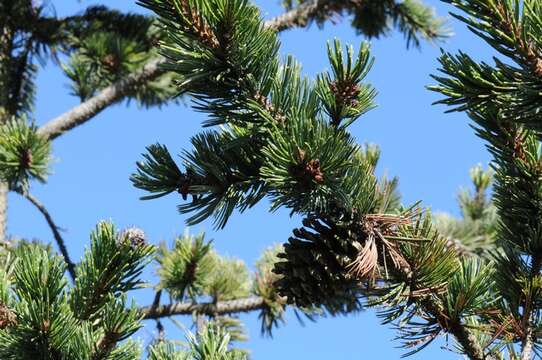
<box><xmin>13</xmin><ymin>0</ymin><xmax>495</xmax><ymax>358</ymax></box>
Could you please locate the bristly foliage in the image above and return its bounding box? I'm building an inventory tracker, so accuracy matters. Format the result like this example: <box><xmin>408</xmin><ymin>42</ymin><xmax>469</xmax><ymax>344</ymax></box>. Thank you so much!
<box><xmin>132</xmin><ymin>0</ymin><xmax>380</xmax><ymax>229</ymax></box>
<box><xmin>431</xmin><ymin>1</ymin><xmax>542</xmax><ymax>358</ymax></box>
<box><xmin>252</xmin><ymin>245</ymin><xmax>287</xmax><ymax>336</ymax></box>
<box><xmin>0</xmin><ymin>0</ymin><xmax>45</xmax><ymax>118</ymax></box>
<box><xmin>71</xmin><ymin>221</ymin><xmax>155</xmax><ymax>322</ymax></box>
<box><xmin>158</xmin><ymin>231</ymin><xmax>251</xmax><ymax>303</ymax></box>
<box><xmin>0</xmin><ymin>224</ymin><xmax>294</xmax><ymax>358</ymax></box>
<box><xmin>203</xmin><ymin>256</ymin><xmax>250</xmax><ymax>302</ymax></box>
<box><xmin>61</xmin><ymin>7</ymin><xmax>179</xmax><ymax>107</ymax></box>
<box><xmin>132</xmin><ymin>143</ymin><xmax>186</xmax><ymax>201</ymax></box>
<box><xmin>0</xmin><ymin>117</ymin><xmax>51</xmax><ymax>191</ymax></box>
<box><xmin>148</xmin><ymin>324</ymin><xmax>248</xmax><ymax>360</ymax></box>
<box><xmin>157</xmin><ymin>231</ymin><xmax>216</xmax><ymax>301</ymax></box>
<box><xmin>430</xmin><ymin>0</ymin><xmax>542</xmax><ymax>130</ymax></box>
<box><xmin>0</xmin><ymin>221</ymin><xmax>154</xmax><ymax>359</ymax></box>
<box><xmin>138</xmin><ymin>0</ymin><xmax>282</xmax><ymax>126</ymax></box>
<box><xmin>156</xmin><ymin>231</ymin><xmax>290</xmax><ymax>337</ymax></box>
<box><xmin>316</xmin><ymin>40</ymin><xmax>376</xmax><ymax>128</ymax></box>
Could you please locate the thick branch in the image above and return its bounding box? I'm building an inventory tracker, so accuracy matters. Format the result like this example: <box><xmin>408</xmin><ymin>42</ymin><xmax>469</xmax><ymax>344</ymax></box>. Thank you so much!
<box><xmin>37</xmin><ymin>57</ymin><xmax>166</xmax><ymax>140</ymax></box>
<box><xmin>422</xmin><ymin>291</ymin><xmax>491</xmax><ymax>359</ymax></box>
<box><xmin>421</xmin><ymin>299</ymin><xmax>493</xmax><ymax>360</ymax></box>
<box><xmin>142</xmin><ymin>297</ymin><xmax>265</xmax><ymax>320</ymax></box>
<box><xmin>520</xmin><ymin>326</ymin><xmax>534</xmax><ymax>360</ymax></box>
<box><xmin>394</xmin><ymin>255</ymin><xmax>493</xmax><ymax>360</ymax></box>
<box><xmin>20</xmin><ymin>191</ymin><xmax>76</xmax><ymax>280</ymax></box>
<box><xmin>450</xmin><ymin>320</ymin><xmax>493</xmax><ymax>360</ymax></box>
<box><xmin>263</xmin><ymin>0</ymin><xmax>338</xmax><ymax>32</ymax></box>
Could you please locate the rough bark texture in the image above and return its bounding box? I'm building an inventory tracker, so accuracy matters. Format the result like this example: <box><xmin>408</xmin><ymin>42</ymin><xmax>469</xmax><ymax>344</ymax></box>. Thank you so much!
<box><xmin>520</xmin><ymin>326</ymin><xmax>534</xmax><ymax>360</ymax></box>
<box><xmin>399</xmin><ymin>260</ymin><xmax>493</xmax><ymax>360</ymax></box>
<box><xmin>446</xmin><ymin>313</ymin><xmax>495</xmax><ymax>360</ymax></box>
<box><xmin>143</xmin><ymin>297</ymin><xmax>265</xmax><ymax>320</ymax></box>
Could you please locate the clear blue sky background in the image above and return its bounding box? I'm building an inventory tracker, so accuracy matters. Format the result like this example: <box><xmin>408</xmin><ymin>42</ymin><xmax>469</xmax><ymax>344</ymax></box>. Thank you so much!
<box><xmin>12</xmin><ymin>0</ymin><xmax>495</xmax><ymax>358</ymax></box>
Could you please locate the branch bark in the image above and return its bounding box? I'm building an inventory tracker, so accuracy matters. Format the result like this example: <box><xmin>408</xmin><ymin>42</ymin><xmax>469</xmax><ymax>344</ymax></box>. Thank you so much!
<box><xmin>421</xmin><ymin>299</ymin><xmax>493</xmax><ymax>360</ymax></box>
<box><xmin>20</xmin><ymin>191</ymin><xmax>76</xmax><ymax>280</ymax></box>
<box><xmin>451</xmin><ymin>321</ymin><xmax>493</xmax><ymax>360</ymax></box>
<box><xmin>263</xmin><ymin>0</ymin><xmax>338</xmax><ymax>32</ymax></box>
<box><xmin>37</xmin><ymin>57</ymin><xmax>166</xmax><ymax>140</ymax></box>
<box><xmin>393</xmin><ymin>252</ymin><xmax>493</xmax><ymax>360</ymax></box>
<box><xmin>142</xmin><ymin>297</ymin><xmax>265</xmax><ymax>320</ymax></box>
<box><xmin>520</xmin><ymin>326</ymin><xmax>534</xmax><ymax>360</ymax></box>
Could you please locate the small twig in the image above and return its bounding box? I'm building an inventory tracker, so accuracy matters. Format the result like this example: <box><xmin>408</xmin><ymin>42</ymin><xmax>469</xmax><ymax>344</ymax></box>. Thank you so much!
<box><xmin>156</xmin><ymin>320</ymin><xmax>165</xmax><ymax>341</ymax></box>
<box><xmin>150</xmin><ymin>289</ymin><xmax>166</xmax><ymax>340</ymax></box>
<box><xmin>19</xmin><ymin>190</ymin><xmax>76</xmax><ymax>281</ymax></box>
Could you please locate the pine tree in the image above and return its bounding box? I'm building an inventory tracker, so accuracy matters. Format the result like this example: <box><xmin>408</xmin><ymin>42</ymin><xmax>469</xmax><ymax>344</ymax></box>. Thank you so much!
<box><xmin>130</xmin><ymin>0</ymin><xmax>542</xmax><ymax>359</ymax></box>
<box><xmin>0</xmin><ymin>0</ymin><xmax>452</xmax><ymax>359</ymax></box>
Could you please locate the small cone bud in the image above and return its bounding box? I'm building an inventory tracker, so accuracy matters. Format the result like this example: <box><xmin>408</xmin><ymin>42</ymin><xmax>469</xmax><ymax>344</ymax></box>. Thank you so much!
<box><xmin>119</xmin><ymin>227</ymin><xmax>146</xmax><ymax>249</ymax></box>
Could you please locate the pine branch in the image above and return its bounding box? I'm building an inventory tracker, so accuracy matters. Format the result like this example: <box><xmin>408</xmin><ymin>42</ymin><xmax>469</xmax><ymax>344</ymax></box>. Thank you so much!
<box><xmin>37</xmin><ymin>57</ymin><xmax>166</xmax><ymax>140</ymax></box>
<box><xmin>37</xmin><ymin>5</ymin><xmax>327</xmax><ymax>142</ymax></box>
<box><xmin>445</xmin><ymin>0</ymin><xmax>542</xmax><ymax>77</ymax></box>
<box><xmin>35</xmin><ymin>8</ymin><xmax>304</xmax><ymax>142</ymax></box>
<box><xmin>142</xmin><ymin>297</ymin><xmax>265</xmax><ymax>320</ymax></box>
<box><xmin>37</xmin><ymin>1</ymin><xmax>443</xmax><ymax>144</ymax></box>
<box><xmin>391</xmin><ymin>248</ymin><xmax>494</xmax><ymax>360</ymax></box>
<box><xmin>92</xmin><ymin>335</ymin><xmax>119</xmax><ymax>360</ymax></box>
<box><xmin>19</xmin><ymin>190</ymin><xmax>76</xmax><ymax>281</ymax></box>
